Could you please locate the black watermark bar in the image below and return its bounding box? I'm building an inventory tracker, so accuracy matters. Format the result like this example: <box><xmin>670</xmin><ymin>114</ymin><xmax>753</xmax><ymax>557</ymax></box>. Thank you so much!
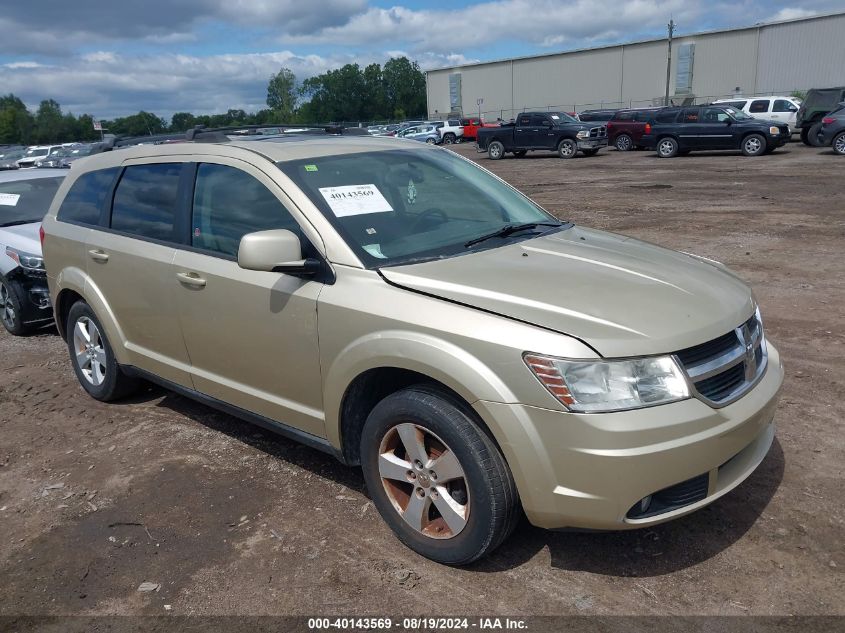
<box><xmin>0</xmin><ymin>617</ymin><xmax>843</xmax><ymax>633</ymax></box>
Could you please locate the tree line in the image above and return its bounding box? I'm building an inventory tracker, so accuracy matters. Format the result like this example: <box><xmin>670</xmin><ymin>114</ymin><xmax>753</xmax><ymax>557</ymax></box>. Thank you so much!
<box><xmin>0</xmin><ymin>56</ymin><xmax>426</xmax><ymax>145</ymax></box>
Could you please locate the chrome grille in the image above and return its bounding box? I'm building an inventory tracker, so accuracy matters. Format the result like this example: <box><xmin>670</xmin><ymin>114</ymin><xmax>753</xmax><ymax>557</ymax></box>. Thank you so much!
<box><xmin>674</xmin><ymin>312</ymin><xmax>767</xmax><ymax>407</ymax></box>
<box><xmin>590</xmin><ymin>126</ymin><xmax>607</xmax><ymax>138</ymax></box>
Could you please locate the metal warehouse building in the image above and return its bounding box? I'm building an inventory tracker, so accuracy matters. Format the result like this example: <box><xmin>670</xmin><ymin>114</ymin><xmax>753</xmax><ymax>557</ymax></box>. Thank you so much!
<box><xmin>425</xmin><ymin>11</ymin><xmax>845</xmax><ymax>120</ymax></box>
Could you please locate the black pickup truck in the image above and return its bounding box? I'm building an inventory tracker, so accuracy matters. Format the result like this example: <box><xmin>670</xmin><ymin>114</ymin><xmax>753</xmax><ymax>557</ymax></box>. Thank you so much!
<box><xmin>476</xmin><ymin>111</ymin><xmax>608</xmax><ymax>159</ymax></box>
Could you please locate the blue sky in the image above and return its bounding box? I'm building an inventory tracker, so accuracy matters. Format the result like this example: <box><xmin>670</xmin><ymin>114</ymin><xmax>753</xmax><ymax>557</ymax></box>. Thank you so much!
<box><xmin>1</xmin><ymin>0</ymin><xmax>841</xmax><ymax>119</ymax></box>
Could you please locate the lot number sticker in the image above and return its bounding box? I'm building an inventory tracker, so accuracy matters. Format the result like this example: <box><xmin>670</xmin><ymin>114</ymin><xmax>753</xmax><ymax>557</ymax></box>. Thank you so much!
<box><xmin>0</xmin><ymin>193</ymin><xmax>20</xmax><ymax>206</ymax></box>
<box><xmin>318</xmin><ymin>184</ymin><xmax>393</xmax><ymax>217</ymax></box>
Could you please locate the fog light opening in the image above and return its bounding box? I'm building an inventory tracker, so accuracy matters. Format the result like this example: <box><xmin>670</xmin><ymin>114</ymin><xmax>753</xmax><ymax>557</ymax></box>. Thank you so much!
<box><xmin>639</xmin><ymin>495</ymin><xmax>652</xmax><ymax>514</ymax></box>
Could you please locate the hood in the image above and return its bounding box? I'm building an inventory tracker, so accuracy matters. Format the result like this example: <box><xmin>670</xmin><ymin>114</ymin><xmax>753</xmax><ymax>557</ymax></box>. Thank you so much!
<box><xmin>0</xmin><ymin>222</ymin><xmax>42</xmax><ymax>255</ymax></box>
<box><xmin>380</xmin><ymin>226</ymin><xmax>755</xmax><ymax>358</ymax></box>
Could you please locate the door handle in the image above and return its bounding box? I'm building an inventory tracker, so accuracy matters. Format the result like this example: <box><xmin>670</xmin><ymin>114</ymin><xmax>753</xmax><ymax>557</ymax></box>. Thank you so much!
<box><xmin>88</xmin><ymin>249</ymin><xmax>109</xmax><ymax>263</ymax></box>
<box><xmin>176</xmin><ymin>272</ymin><xmax>207</xmax><ymax>288</ymax></box>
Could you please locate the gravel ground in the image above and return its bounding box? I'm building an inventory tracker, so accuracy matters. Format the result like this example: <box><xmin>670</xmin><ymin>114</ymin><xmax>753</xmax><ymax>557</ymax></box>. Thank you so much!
<box><xmin>0</xmin><ymin>141</ymin><xmax>842</xmax><ymax>622</ymax></box>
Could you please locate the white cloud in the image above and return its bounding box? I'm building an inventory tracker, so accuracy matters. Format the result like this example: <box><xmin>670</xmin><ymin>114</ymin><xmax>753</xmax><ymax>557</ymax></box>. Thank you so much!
<box><xmin>770</xmin><ymin>7</ymin><xmax>818</xmax><ymax>21</ymax></box>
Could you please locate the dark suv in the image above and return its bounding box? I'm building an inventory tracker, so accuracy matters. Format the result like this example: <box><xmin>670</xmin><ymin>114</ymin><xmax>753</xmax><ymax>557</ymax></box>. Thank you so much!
<box><xmin>639</xmin><ymin>105</ymin><xmax>790</xmax><ymax>158</ymax></box>
<box><xmin>817</xmin><ymin>102</ymin><xmax>845</xmax><ymax>155</ymax></box>
<box><xmin>796</xmin><ymin>87</ymin><xmax>845</xmax><ymax>146</ymax></box>
<box><xmin>606</xmin><ymin>108</ymin><xmax>664</xmax><ymax>151</ymax></box>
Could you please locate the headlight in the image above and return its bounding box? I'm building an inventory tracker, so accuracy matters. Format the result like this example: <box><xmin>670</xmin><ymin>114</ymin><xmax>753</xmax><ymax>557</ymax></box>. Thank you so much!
<box><xmin>5</xmin><ymin>246</ymin><xmax>45</xmax><ymax>271</ymax></box>
<box><xmin>524</xmin><ymin>353</ymin><xmax>689</xmax><ymax>413</ymax></box>
<box><xmin>769</xmin><ymin>126</ymin><xmax>779</xmax><ymax>135</ymax></box>
<box><xmin>576</xmin><ymin>130</ymin><xmax>590</xmax><ymax>139</ymax></box>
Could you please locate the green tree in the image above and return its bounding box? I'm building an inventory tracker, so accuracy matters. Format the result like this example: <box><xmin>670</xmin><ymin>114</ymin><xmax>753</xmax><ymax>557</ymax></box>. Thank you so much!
<box><xmin>170</xmin><ymin>112</ymin><xmax>197</xmax><ymax>132</ymax></box>
<box><xmin>0</xmin><ymin>94</ymin><xmax>35</xmax><ymax>144</ymax></box>
<box><xmin>267</xmin><ymin>68</ymin><xmax>297</xmax><ymax>120</ymax></box>
<box><xmin>383</xmin><ymin>57</ymin><xmax>426</xmax><ymax>120</ymax></box>
<box><xmin>34</xmin><ymin>99</ymin><xmax>64</xmax><ymax>143</ymax></box>
<box><xmin>106</xmin><ymin>111</ymin><xmax>167</xmax><ymax>137</ymax></box>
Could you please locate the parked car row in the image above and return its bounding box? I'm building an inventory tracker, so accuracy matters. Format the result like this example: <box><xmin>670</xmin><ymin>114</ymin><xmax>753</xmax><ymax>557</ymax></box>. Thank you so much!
<box><xmin>0</xmin><ymin>125</ymin><xmax>784</xmax><ymax>565</ymax></box>
<box><xmin>0</xmin><ymin>142</ymin><xmax>105</xmax><ymax>170</ymax></box>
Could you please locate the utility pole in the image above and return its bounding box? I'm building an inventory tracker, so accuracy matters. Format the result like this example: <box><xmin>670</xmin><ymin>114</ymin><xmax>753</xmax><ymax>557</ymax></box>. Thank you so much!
<box><xmin>664</xmin><ymin>18</ymin><xmax>675</xmax><ymax>106</ymax></box>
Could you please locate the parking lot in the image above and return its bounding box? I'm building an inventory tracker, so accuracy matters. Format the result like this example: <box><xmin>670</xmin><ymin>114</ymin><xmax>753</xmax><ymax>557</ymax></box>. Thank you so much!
<box><xmin>0</xmin><ymin>141</ymin><xmax>842</xmax><ymax>618</ymax></box>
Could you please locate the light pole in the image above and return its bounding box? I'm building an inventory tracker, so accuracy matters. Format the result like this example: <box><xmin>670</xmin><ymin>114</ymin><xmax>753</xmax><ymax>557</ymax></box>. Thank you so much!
<box><xmin>664</xmin><ymin>19</ymin><xmax>675</xmax><ymax>107</ymax></box>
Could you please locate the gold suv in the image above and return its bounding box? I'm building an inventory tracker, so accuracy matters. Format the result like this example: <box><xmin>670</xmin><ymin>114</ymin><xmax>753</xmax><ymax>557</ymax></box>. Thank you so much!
<box><xmin>42</xmin><ymin>132</ymin><xmax>783</xmax><ymax>564</ymax></box>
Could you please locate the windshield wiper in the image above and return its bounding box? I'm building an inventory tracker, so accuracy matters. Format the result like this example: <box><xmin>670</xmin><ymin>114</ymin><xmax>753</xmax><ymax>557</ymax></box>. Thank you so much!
<box><xmin>464</xmin><ymin>222</ymin><xmax>560</xmax><ymax>248</ymax></box>
<box><xmin>0</xmin><ymin>219</ymin><xmax>40</xmax><ymax>228</ymax></box>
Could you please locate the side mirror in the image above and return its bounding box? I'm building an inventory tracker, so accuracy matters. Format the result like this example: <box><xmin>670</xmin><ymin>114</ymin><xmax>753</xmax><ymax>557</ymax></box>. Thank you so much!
<box><xmin>238</xmin><ymin>229</ymin><xmax>319</xmax><ymax>276</ymax></box>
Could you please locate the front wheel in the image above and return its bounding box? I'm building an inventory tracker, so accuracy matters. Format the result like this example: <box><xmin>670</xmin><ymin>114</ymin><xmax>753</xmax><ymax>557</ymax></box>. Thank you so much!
<box><xmin>833</xmin><ymin>132</ymin><xmax>845</xmax><ymax>155</ymax></box>
<box><xmin>66</xmin><ymin>301</ymin><xmax>139</xmax><ymax>401</ymax></box>
<box><xmin>615</xmin><ymin>134</ymin><xmax>633</xmax><ymax>151</ymax></box>
<box><xmin>742</xmin><ymin>133</ymin><xmax>767</xmax><ymax>156</ymax></box>
<box><xmin>425</xmin><ymin>137</ymin><xmax>437</xmax><ymax>145</ymax></box>
<box><xmin>360</xmin><ymin>387</ymin><xmax>519</xmax><ymax>565</ymax></box>
<box><xmin>0</xmin><ymin>276</ymin><xmax>30</xmax><ymax>336</ymax></box>
<box><xmin>557</xmin><ymin>138</ymin><xmax>577</xmax><ymax>159</ymax></box>
<box><xmin>487</xmin><ymin>141</ymin><xmax>504</xmax><ymax>160</ymax></box>
<box><xmin>657</xmin><ymin>137</ymin><xmax>679</xmax><ymax>158</ymax></box>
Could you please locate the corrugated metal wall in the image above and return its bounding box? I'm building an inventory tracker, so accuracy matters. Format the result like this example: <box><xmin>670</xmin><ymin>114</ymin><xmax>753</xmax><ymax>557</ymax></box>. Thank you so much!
<box><xmin>426</xmin><ymin>12</ymin><xmax>845</xmax><ymax>119</ymax></box>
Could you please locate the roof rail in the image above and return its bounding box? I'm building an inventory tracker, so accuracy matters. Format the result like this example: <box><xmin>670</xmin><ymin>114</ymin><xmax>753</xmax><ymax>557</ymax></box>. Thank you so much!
<box><xmin>98</xmin><ymin>123</ymin><xmax>369</xmax><ymax>151</ymax></box>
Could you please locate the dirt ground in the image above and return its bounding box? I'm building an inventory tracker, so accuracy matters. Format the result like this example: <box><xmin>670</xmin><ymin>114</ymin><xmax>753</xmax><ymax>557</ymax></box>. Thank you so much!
<box><xmin>0</xmin><ymin>141</ymin><xmax>843</xmax><ymax>621</ymax></box>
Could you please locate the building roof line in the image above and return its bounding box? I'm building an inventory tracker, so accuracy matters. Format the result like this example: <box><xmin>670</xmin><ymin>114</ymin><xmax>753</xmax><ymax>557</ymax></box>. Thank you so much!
<box><xmin>425</xmin><ymin>10</ymin><xmax>845</xmax><ymax>74</ymax></box>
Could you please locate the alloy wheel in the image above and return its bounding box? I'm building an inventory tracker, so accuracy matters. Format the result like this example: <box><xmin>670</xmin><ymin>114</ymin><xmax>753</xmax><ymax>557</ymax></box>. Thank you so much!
<box><xmin>834</xmin><ymin>133</ymin><xmax>845</xmax><ymax>155</ymax></box>
<box><xmin>0</xmin><ymin>282</ymin><xmax>16</xmax><ymax>330</ymax></box>
<box><xmin>658</xmin><ymin>139</ymin><xmax>676</xmax><ymax>157</ymax></box>
<box><xmin>377</xmin><ymin>422</ymin><xmax>470</xmax><ymax>539</ymax></box>
<box><xmin>73</xmin><ymin>316</ymin><xmax>107</xmax><ymax>386</ymax></box>
<box><xmin>744</xmin><ymin>137</ymin><xmax>762</xmax><ymax>154</ymax></box>
<box><xmin>559</xmin><ymin>140</ymin><xmax>575</xmax><ymax>157</ymax></box>
<box><xmin>616</xmin><ymin>135</ymin><xmax>632</xmax><ymax>151</ymax></box>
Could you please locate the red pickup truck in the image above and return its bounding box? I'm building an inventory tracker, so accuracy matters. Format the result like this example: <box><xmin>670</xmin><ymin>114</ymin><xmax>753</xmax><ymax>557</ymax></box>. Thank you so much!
<box><xmin>460</xmin><ymin>117</ymin><xmax>499</xmax><ymax>142</ymax></box>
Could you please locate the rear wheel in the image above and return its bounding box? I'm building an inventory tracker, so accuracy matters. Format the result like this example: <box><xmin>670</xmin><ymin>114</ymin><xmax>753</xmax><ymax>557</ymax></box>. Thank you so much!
<box><xmin>800</xmin><ymin>127</ymin><xmax>812</xmax><ymax>146</ymax></box>
<box><xmin>807</xmin><ymin>123</ymin><xmax>824</xmax><ymax>147</ymax></box>
<box><xmin>834</xmin><ymin>132</ymin><xmax>845</xmax><ymax>155</ymax></box>
<box><xmin>557</xmin><ymin>138</ymin><xmax>577</xmax><ymax>159</ymax></box>
<box><xmin>66</xmin><ymin>301</ymin><xmax>139</xmax><ymax>401</ymax></box>
<box><xmin>488</xmin><ymin>141</ymin><xmax>504</xmax><ymax>160</ymax></box>
<box><xmin>657</xmin><ymin>137</ymin><xmax>679</xmax><ymax>158</ymax></box>
<box><xmin>615</xmin><ymin>134</ymin><xmax>633</xmax><ymax>151</ymax></box>
<box><xmin>0</xmin><ymin>276</ymin><xmax>30</xmax><ymax>336</ymax></box>
<box><xmin>442</xmin><ymin>133</ymin><xmax>455</xmax><ymax>145</ymax></box>
<box><xmin>360</xmin><ymin>387</ymin><xmax>519</xmax><ymax>565</ymax></box>
<box><xmin>742</xmin><ymin>133</ymin><xmax>767</xmax><ymax>157</ymax></box>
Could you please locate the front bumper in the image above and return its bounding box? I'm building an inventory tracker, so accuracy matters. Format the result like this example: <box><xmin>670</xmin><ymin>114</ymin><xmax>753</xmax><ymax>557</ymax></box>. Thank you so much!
<box><xmin>474</xmin><ymin>342</ymin><xmax>783</xmax><ymax>530</ymax></box>
<box><xmin>577</xmin><ymin>138</ymin><xmax>608</xmax><ymax>149</ymax></box>
<box><xmin>6</xmin><ymin>269</ymin><xmax>52</xmax><ymax>325</ymax></box>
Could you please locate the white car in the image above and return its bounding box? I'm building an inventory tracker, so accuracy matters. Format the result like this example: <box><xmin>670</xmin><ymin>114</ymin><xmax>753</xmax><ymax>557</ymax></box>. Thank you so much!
<box><xmin>0</xmin><ymin>168</ymin><xmax>67</xmax><ymax>334</ymax></box>
<box><xmin>17</xmin><ymin>145</ymin><xmax>64</xmax><ymax>169</ymax></box>
<box><xmin>712</xmin><ymin>96</ymin><xmax>801</xmax><ymax>133</ymax></box>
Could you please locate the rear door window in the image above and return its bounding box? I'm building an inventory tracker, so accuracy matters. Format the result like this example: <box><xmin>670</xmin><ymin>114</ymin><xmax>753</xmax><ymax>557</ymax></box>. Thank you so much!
<box><xmin>773</xmin><ymin>99</ymin><xmax>797</xmax><ymax>113</ymax></box>
<box><xmin>750</xmin><ymin>100</ymin><xmax>770</xmax><ymax>113</ymax></box>
<box><xmin>656</xmin><ymin>110</ymin><xmax>680</xmax><ymax>124</ymax></box>
<box><xmin>191</xmin><ymin>164</ymin><xmax>301</xmax><ymax>258</ymax></box>
<box><xmin>110</xmin><ymin>163</ymin><xmax>182</xmax><ymax>242</ymax></box>
<box><xmin>55</xmin><ymin>168</ymin><xmax>118</xmax><ymax>226</ymax></box>
<box><xmin>681</xmin><ymin>109</ymin><xmax>700</xmax><ymax>123</ymax></box>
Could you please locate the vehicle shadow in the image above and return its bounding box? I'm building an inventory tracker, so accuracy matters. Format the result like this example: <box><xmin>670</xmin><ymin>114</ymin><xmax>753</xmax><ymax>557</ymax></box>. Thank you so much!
<box><xmin>128</xmin><ymin>383</ymin><xmax>784</xmax><ymax>578</ymax></box>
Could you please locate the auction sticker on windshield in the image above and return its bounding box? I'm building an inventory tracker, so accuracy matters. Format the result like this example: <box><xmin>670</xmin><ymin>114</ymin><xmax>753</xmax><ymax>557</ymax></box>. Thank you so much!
<box><xmin>319</xmin><ymin>184</ymin><xmax>393</xmax><ymax>217</ymax></box>
<box><xmin>0</xmin><ymin>193</ymin><xmax>21</xmax><ymax>206</ymax></box>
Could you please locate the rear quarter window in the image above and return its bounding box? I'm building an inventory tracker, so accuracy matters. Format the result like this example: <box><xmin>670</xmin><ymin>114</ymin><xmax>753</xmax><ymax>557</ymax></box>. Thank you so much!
<box><xmin>656</xmin><ymin>110</ymin><xmax>680</xmax><ymax>124</ymax></box>
<box><xmin>56</xmin><ymin>168</ymin><xmax>119</xmax><ymax>225</ymax></box>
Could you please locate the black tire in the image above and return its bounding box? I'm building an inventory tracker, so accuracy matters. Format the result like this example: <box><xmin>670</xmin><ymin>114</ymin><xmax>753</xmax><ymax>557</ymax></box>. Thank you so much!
<box><xmin>0</xmin><ymin>275</ymin><xmax>31</xmax><ymax>336</ymax></box>
<box><xmin>833</xmin><ymin>132</ymin><xmax>845</xmax><ymax>156</ymax></box>
<box><xmin>442</xmin><ymin>133</ymin><xmax>455</xmax><ymax>145</ymax></box>
<box><xmin>557</xmin><ymin>138</ymin><xmax>577</xmax><ymax>159</ymax></box>
<box><xmin>581</xmin><ymin>148</ymin><xmax>600</xmax><ymax>156</ymax></box>
<box><xmin>807</xmin><ymin>123</ymin><xmax>824</xmax><ymax>147</ymax></box>
<box><xmin>800</xmin><ymin>127</ymin><xmax>812</xmax><ymax>146</ymax></box>
<box><xmin>487</xmin><ymin>141</ymin><xmax>505</xmax><ymax>160</ymax></box>
<box><xmin>615</xmin><ymin>133</ymin><xmax>633</xmax><ymax>151</ymax></box>
<box><xmin>741</xmin><ymin>133</ymin><xmax>767</xmax><ymax>157</ymax></box>
<box><xmin>513</xmin><ymin>150</ymin><xmax>527</xmax><ymax>158</ymax></box>
<box><xmin>656</xmin><ymin>136</ymin><xmax>679</xmax><ymax>158</ymax></box>
<box><xmin>66</xmin><ymin>301</ymin><xmax>139</xmax><ymax>402</ymax></box>
<box><xmin>360</xmin><ymin>386</ymin><xmax>519</xmax><ymax>565</ymax></box>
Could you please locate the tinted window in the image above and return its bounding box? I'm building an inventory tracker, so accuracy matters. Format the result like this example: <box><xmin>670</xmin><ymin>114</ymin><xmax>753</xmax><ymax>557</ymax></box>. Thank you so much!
<box><xmin>656</xmin><ymin>110</ymin><xmax>680</xmax><ymax>124</ymax></box>
<box><xmin>517</xmin><ymin>115</ymin><xmax>531</xmax><ymax>126</ymax></box>
<box><xmin>773</xmin><ymin>99</ymin><xmax>797</xmax><ymax>113</ymax></box>
<box><xmin>192</xmin><ymin>164</ymin><xmax>300</xmax><ymax>257</ymax></box>
<box><xmin>530</xmin><ymin>114</ymin><xmax>550</xmax><ymax>126</ymax></box>
<box><xmin>56</xmin><ymin>168</ymin><xmax>118</xmax><ymax>225</ymax></box>
<box><xmin>750</xmin><ymin>100</ymin><xmax>770</xmax><ymax>113</ymax></box>
<box><xmin>613</xmin><ymin>111</ymin><xmax>635</xmax><ymax>121</ymax></box>
<box><xmin>681</xmin><ymin>109</ymin><xmax>700</xmax><ymax>123</ymax></box>
<box><xmin>702</xmin><ymin>107</ymin><xmax>731</xmax><ymax>123</ymax></box>
<box><xmin>111</xmin><ymin>163</ymin><xmax>181</xmax><ymax>241</ymax></box>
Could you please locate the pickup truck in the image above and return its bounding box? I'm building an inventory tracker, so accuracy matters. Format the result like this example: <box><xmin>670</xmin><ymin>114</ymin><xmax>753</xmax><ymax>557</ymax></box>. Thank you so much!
<box><xmin>476</xmin><ymin>111</ymin><xmax>607</xmax><ymax>159</ymax></box>
<box><xmin>459</xmin><ymin>117</ymin><xmax>499</xmax><ymax>142</ymax></box>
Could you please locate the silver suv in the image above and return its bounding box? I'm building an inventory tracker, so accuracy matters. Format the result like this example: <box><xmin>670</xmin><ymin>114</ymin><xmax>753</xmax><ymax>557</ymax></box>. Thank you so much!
<box><xmin>42</xmin><ymin>132</ymin><xmax>783</xmax><ymax>564</ymax></box>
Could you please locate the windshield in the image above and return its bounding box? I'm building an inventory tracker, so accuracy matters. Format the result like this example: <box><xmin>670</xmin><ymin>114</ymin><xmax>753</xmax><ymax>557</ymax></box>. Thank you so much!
<box><xmin>723</xmin><ymin>107</ymin><xmax>752</xmax><ymax>120</ymax></box>
<box><xmin>549</xmin><ymin>112</ymin><xmax>578</xmax><ymax>124</ymax></box>
<box><xmin>0</xmin><ymin>176</ymin><xmax>64</xmax><ymax>226</ymax></box>
<box><xmin>0</xmin><ymin>150</ymin><xmax>25</xmax><ymax>161</ymax></box>
<box><xmin>278</xmin><ymin>149</ymin><xmax>563</xmax><ymax>268</ymax></box>
<box><xmin>25</xmin><ymin>148</ymin><xmax>49</xmax><ymax>158</ymax></box>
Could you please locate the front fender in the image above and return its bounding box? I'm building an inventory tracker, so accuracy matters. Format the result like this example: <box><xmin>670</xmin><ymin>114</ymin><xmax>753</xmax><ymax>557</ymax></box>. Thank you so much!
<box><xmin>322</xmin><ymin>330</ymin><xmax>518</xmax><ymax>449</ymax></box>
